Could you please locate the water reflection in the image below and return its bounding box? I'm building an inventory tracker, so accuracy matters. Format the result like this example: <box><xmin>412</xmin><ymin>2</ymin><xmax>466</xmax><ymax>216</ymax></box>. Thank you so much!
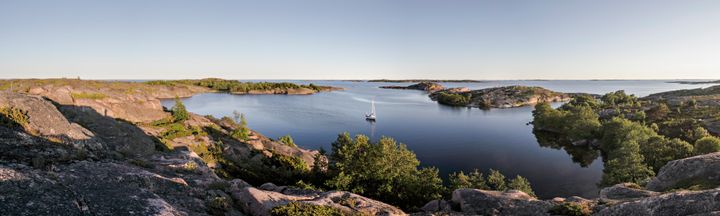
<box><xmin>533</xmin><ymin>130</ymin><xmax>601</xmax><ymax>168</ymax></box>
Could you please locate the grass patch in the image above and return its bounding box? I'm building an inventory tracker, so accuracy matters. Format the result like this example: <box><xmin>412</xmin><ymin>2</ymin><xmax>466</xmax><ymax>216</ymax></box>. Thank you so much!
<box><xmin>270</xmin><ymin>202</ymin><xmax>344</xmax><ymax>216</ymax></box>
<box><xmin>71</xmin><ymin>92</ymin><xmax>107</xmax><ymax>100</ymax></box>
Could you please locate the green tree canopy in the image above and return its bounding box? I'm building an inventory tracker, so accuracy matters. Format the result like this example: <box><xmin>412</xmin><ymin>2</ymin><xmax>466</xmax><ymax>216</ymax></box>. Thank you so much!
<box><xmin>326</xmin><ymin>133</ymin><xmax>444</xmax><ymax>210</ymax></box>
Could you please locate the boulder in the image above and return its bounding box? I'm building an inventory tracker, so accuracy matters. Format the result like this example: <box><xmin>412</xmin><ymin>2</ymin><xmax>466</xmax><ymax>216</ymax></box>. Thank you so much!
<box><xmin>0</xmin><ymin>92</ymin><xmax>94</xmax><ymax>141</ymax></box>
<box><xmin>420</xmin><ymin>199</ymin><xmax>453</xmax><ymax>212</ymax></box>
<box><xmin>595</xmin><ymin>188</ymin><xmax>720</xmax><ymax>216</ymax></box>
<box><xmin>233</xmin><ymin>186</ymin><xmax>406</xmax><ymax>216</ymax></box>
<box><xmin>450</xmin><ymin>189</ymin><xmax>553</xmax><ymax>215</ymax></box>
<box><xmin>599</xmin><ymin>183</ymin><xmax>660</xmax><ymax>201</ymax></box>
<box><xmin>646</xmin><ymin>152</ymin><xmax>720</xmax><ymax>191</ymax></box>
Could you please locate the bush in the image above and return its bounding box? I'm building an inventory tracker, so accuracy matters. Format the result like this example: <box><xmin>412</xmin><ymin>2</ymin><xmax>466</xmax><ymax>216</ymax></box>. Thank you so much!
<box><xmin>487</xmin><ymin>169</ymin><xmax>507</xmax><ymax>191</ymax></box>
<box><xmin>171</xmin><ymin>97</ymin><xmax>189</xmax><ymax>122</ymax></box>
<box><xmin>508</xmin><ymin>175</ymin><xmax>535</xmax><ymax>197</ymax></box>
<box><xmin>0</xmin><ymin>107</ymin><xmax>29</xmax><ymax>129</ymax></box>
<box><xmin>436</xmin><ymin>92</ymin><xmax>471</xmax><ymax>106</ymax></box>
<box><xmin>548</xmin><ymin>202</ymin><xmax>592</xmax><ymax>216</ymax></box>
<box><xmin>230</xmin><ymin>111</ymin><xmax>249</xmax><ymax>141</ymax></box>
<box><xmin>279</xmin><ymin>135</ymin><xmax>297</xmax><ymax>147</ymax></box>
<box><xmin>270</xmin><ymin>202</ymin><xmax>343</xmax><ymax>216</ymax></box>
<box><xmin>695</xmin><ymin>136</ymin><xmax>720</xmax><ymax>154</ymax></box>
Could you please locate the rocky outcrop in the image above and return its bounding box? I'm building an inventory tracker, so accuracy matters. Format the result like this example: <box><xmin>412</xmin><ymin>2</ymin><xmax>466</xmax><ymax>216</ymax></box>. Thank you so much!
<box><xmin>599</xmin><ymin>183</ymin><xmax>660</xmax><ymax>202</ymax></box>
<box><xmin>450</xmin><ymin>189</ymin><xmax>553</xmax><ymax>215</ymax></box>
<box><xmin>646</xmin><ymin>152</ymin><xmax>720</xmax><ymax>191</ymax></box>
<box><xmin>380</xmin><ymin>82</ymin><xmax>446</xmax><ymax>93</ymax></box>
<box><xmin>233</xmin><ymin>183</ymin><xmax>406</xmax><ymax>216</ymax></box>
<box><xmin>0</xmin><ymin>92</ymin><xmax>93</xmax><ymax>140</ymax></box>
<box><xmin>595</xmin><ymin>188</ymin><xmax>720</xmax><ymax>216</ymax></box>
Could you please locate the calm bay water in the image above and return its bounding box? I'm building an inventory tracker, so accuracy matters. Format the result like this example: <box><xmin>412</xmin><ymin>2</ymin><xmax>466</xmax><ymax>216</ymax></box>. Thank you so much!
<box><xmin>161</xmin><ymin>80</ymin><xmax>715</xmax><ymax>199</ymax></box>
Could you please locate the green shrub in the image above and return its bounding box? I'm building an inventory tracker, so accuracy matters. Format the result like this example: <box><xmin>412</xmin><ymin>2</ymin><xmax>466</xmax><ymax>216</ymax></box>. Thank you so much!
<box><xmin>695</xmin><ymin>136</ymin><xmax>720</xmax><ymax>154</ymax></box>
<box><xmin>270</xmin><ymin>202</ymin><xmax>343</xmax><ymax>216</ymax></box>
<box><xmin>160</xmin><ymin>123</ymin><xmax>193</xmax><ymax>140</ymax></box>
<box><xmin>508</xmin><ymin>175</ymin><xmax>535</xmax><ymax>197</ymax></box>
<box><xmin>70</xmin><ymin>92</ymin><xmax>106</xmax><ymax>100</ymax></box>
<box><xmin>171</xmin><ymin>97</ymin><xmax>189</xmax><ymax>122</ymax></box>
<box><xmin>487</xmin><ymin>169</ymin><xmax>507</xmax><ymax>191</ymax></box>
<box><xmin>268</xmin><ymin>154</ymin><xmax>309</xmax><ymax>173</ymax></box>
<box><xmin>548</xmin><ymin>202</ymin><xmax>592</xmax><ymax>216</ymax></box>
<box><xmin>0</xmin><ymin>107</ymin><xmax>29</xmax><ymax>129</ymax></box>
<box><xmin>208</xmin><ymin>196</ymin><xmax>232</xmax><ymax>215</ymax></box>
<box><xmin>279</xmin><ymin>135</ymin><xmax>297</xmax><ymax>147</ymax></box>
<box><xmin>229</xmin><ymin>111</ymin><xmax>250</xmax><ymax>141</ymax></box>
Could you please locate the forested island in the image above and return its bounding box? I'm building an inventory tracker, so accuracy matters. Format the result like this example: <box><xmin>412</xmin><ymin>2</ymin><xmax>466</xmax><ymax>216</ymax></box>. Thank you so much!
<box><xmin>1</xmin><ymin>79</ymin><xmax>720</xmax><ymax>215</ymax></box>
<box><xmin>368</xmin><ymin>79</ymin><xmax>487</xmax><ymax>83</ymax></box>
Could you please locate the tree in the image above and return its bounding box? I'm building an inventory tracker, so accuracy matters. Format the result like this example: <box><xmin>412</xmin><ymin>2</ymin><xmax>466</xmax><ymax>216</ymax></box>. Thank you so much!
<box><xmin>600</xmin><ymin>140</ymin><xmax>654</xmax><ymax>186</ymax></box>
<box><xmin>600</xmin><ymin>118</ymin><xmax>656</xmax><ymax>186</ymax></box>
<box><xmin>171</xmin><ymin>97</ymin><xmax>189</xmax><ymax>122</ymax></box>
<box><xmin>279</xmin><ymin>135</ymin><xmax>297</xmax><ymax>147</ymax></box>
<box><xmin>563</xmin><ymin>105</ymin><xmax>601</xmax><ymax>141</ymax></box>
<box><xmin>695</xmin><ymin>136</ymin><xmax>720</xmax><ymax>155</ymax></box>
<box><xmin>487</xmin><ymin>169</ymin><xmax>507</xmax><ymax>191</ymax></box>
<box><xmin>467</xmin><ymin>169</ymin><xmax>489</xmax><ymax>190</ymax></box>
<box><xmin>508</xmin><ymin>175</ymin><xmax>535</xmax><ymax>197</ymax></box>
<box><xmin>561</xmin><ymin>94</ymin><xmax>600</xmax><ymax>110</ymax></box>
<box><xmin>326</xmin><ymin>133</ymin><xmax>444</xmax><ymax>210</ymax></box>
<box><xmin>641</xmin><ymin>136</ymin><xmax>693</xmax><ymax>172</ymax></box>
<box><xmin>449</xmin><ymin>171</ymin><xmax>472</xmax><ymax>190</ymax></box>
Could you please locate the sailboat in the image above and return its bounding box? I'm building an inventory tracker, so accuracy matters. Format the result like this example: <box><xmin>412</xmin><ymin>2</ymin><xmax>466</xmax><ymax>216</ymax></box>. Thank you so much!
<box><xmin>365</xmin><ymin>99</ymin><xmax>376</xmax><ymax>121</ymax></box>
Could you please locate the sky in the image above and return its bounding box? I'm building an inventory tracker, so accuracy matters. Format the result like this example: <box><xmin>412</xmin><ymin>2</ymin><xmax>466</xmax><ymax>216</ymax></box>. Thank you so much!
<box><xmin>0</xmin><ymin>0</ymin><xmax>719</xmax><ymax>80</ymax></box>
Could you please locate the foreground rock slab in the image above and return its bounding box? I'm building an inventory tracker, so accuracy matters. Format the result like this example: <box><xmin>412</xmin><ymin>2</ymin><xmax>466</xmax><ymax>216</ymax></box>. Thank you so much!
<box><xmin>450</xmin><ymin>189</ymin><xmax>553</xmax><ymax>216</ymax></box>
<box><xmin>234</xmin><ymin>184</ymin><xmax>406</xmax><ymax>216</ymax></box>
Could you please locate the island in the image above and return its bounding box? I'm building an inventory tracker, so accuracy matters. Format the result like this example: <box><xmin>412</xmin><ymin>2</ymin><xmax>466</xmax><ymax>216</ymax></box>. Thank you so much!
<box><xmin>667</xmin><ymin>80</ymin><xmax>720</xmax><ymax>84</ymax></box>
<box><xmin>368</xmin><ymin>79</ymin><xmax>487</xmax><ymax>83</ymax></box>
<box><xmin>379</xmin><ymin>81</ymin><xmax>445</xmax><ymax>92</ymax></box>
<box><xmin>429</xmin><ymin>85</ymin><xmax>573</xmax><ymax>108</ymax></box>
<box><xmin>146</xmin><ymin>78</ymin><xmax>343</xmax><ymax>95</ymax></box>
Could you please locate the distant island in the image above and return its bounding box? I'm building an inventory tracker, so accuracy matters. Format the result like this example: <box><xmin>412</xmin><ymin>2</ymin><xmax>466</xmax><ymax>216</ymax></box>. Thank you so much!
<box><xmin>146</xmin><ymin>78</ymin><xmax>342</xmax><ymax>95</ymax></box>
<box><xmin>377</xmin><ymin>81</ymin><xmax>575</xmax><ymax>109</ymax></box>
<box><xmin>667</xmin><ymin>80</ymin><xmax>720</xmax><ymax>84</ymax></box>
<box><xmin>379</xmin><ymin>81</ymin><xmax>445</xmax><ymax>92</ymax></box>
<box><xmin>368</xmin><ymin>79</ymin><xmax>487</xmax><ymax>83</ymax></box>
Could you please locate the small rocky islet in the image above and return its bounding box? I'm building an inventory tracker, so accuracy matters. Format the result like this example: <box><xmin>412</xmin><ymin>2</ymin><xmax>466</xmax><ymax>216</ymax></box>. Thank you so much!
<box><xmin>380</xmin><ymin>81</ymin><xmax>579</xmax><ymax>109</ymax></box>
<box><xmin>1</xmin><ymin>79</ymin><xmax>720</xmax><ymax>215</ymax></box>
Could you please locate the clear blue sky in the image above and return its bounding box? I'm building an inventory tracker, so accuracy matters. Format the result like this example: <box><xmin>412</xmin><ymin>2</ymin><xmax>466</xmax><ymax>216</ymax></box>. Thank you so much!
<box><xmin>1</xmin><ymin>0</ymin><xmax>718</xmax><ymax>80</ymax></box>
